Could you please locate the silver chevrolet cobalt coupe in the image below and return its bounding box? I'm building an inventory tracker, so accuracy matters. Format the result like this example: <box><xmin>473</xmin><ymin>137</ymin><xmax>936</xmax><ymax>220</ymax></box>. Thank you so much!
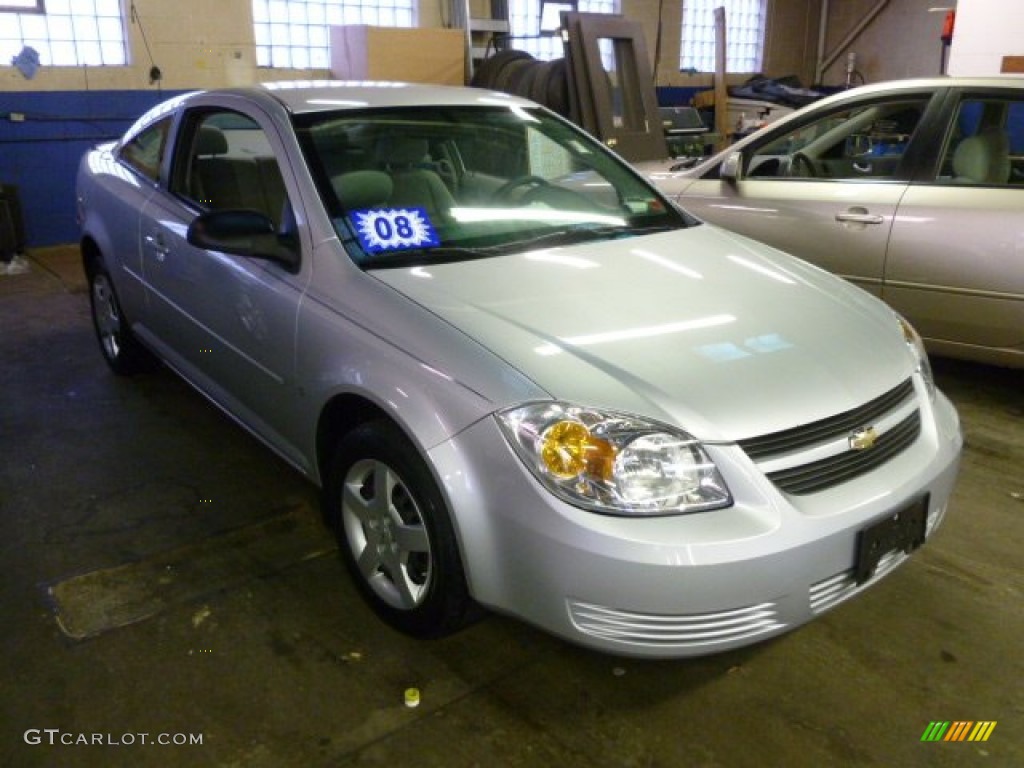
<box><xmin>77</xmin><ymin>82</ymin><xmax>962</xmax><ymax>657</ymax></box>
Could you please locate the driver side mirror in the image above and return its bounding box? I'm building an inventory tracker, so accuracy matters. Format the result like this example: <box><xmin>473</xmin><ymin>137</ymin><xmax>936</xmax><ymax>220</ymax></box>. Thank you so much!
<box><xmin>719</xmin><ymin>151</ymin><xmax>744</xmax><ymax>184</ymax></box>
<box><xmin>187</xmin><ymin>210</ymin><xmax>299</xmax><ymax>271</ymax></box>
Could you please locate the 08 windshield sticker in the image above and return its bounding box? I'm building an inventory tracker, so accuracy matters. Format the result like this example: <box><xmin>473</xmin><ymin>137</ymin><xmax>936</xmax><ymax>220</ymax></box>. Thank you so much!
<box><xmin>350</xmin><ymin>208</ymin><xmax>440</xmax><ymax>253</ymax></box>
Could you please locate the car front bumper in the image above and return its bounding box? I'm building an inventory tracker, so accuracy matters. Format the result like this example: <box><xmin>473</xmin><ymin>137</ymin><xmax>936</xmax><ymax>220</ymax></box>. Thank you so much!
<box><xmin>430</xmin><ymin>389</ymin><xmax>962</xmax><ymax>658</ymax></box>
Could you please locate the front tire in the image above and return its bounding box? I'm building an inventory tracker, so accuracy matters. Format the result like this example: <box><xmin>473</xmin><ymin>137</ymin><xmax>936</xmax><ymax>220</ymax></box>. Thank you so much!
<box><xmin>87</xmin><ymin>261</ymin><xmax>152</xmax><ymax>375</ymax></box>
<box><xmin>324</xmin><ymin>420</ymin><xmax>477</xmax><ymax>638</ymax></box>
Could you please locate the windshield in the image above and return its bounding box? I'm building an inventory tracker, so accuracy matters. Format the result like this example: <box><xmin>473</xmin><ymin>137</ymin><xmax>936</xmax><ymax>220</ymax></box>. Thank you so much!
<box><xmin>294</xmin><ymin>105</ymin><xmax>691</xmax><ymax>267</ymax></box>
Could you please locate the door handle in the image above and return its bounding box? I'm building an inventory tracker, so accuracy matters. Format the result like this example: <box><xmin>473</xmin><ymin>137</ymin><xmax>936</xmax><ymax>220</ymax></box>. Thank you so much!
<box><xmin>144</xmin><ymin>234</ymin><xmax>170</xmax><ymax>259</ymax></box>
<box><xmin>835</xmin><ymin>211</ymin><xmax>884</xmax><ymax>225</ymax></box>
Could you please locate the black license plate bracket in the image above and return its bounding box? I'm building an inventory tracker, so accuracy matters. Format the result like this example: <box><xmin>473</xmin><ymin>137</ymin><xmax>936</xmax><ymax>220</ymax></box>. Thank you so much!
<box><xmin>854</xmin><ymin>496</ymin><xmax>929</xmax><ymax>585</ymax></box>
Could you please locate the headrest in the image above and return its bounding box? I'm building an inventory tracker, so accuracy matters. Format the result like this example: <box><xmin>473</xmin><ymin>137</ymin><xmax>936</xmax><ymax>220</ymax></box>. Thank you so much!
<box><xmin>952</xmin><ymin>131</ymin><xmax>1010</xmax><ymax>184</ymax></box>
<box><xmin>376</xmin><ymin>136</ymin><xmax>430</xmax><ymax>167</ymax></box>
<box><xmin>332</xmin><ymin>170</ymin><xmax>393</xmax><ymax>210</ymax></box>
<box><xmin>195</xmin><ymin>124</ymin><xmax>228</xmax><ymax>156</ymax></box>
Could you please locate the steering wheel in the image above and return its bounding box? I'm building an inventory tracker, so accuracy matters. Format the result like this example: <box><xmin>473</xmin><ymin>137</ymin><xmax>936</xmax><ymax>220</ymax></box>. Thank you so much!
<box><xmin>494</xmin><ymin>174</ymin><xmax>551</xmax><ymax>201</ymax></box>
<box><xmin>789</xmin><ymin>151</ymin><xmax>818</xmax><ymax>178</ymax></box>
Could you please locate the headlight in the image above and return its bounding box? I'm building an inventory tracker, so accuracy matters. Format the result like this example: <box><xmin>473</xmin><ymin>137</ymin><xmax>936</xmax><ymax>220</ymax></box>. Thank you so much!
<box><xmin>899</xmin><ymin>317</ymin><xmax>935</xmax><ymax>400</ymax></box>
<box><xmin>497</xmin><ymin>402</ymin><xmax>732</xmax><ymax>516</ymax></box>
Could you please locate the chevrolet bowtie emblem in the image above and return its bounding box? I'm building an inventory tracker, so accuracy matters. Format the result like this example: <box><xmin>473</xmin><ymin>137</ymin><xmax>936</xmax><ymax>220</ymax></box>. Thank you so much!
<box><xmin>849</xmin><ymin>426</ymin><xmax>878</xmax><ymax>451</ymax></box>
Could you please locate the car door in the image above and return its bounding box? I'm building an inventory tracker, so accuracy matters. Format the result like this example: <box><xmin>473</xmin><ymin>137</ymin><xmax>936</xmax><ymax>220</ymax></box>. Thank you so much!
<box><xmin>137</xmin><ymin>101</ymin><xmax>310</xmax><ymax>463</ymax></box>
<box><xmin>90</xmin><ymin>114</ymin><xmax>173</xmax><ymax>322</ymax></box>
<box><xmin>677</xmin><ymin>90</ymin><xmax>942</xmax><ymax>297</ymax></box>
<box><xmin>883</xmin><ymin>87</ymin><xmax>1024</xmax><ymax>365</ymax></box>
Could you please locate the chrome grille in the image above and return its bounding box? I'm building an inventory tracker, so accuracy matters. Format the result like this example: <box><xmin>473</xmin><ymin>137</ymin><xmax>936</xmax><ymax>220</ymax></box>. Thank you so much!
<box><xmin>766</xmin><ymin>411</ymin><xmax>921</xmax><ymax>494</ymax></box>
<box><xmin>737</xmin><ymin>378</ymin><xmax>920</xmax><ymax>495</ymax></box>
<box><xmin>567</xmin><ymin>600</ymin><xmax>784</xmax><ymax>647</ymax></box>
<box><xmin>739</xmin><ymin>378</ymin><xmax>915</xmax><ymax>460</ymax></box>
<box><xmin>809</xmin><ymin>549</ymin><xmax>907</xmax><ymax>614</ymax></box>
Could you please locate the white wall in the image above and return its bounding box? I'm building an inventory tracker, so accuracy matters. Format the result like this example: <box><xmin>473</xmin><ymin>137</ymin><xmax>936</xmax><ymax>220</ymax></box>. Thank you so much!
<box><xmin>948</xmin><ymin>0</ymin><xmax>1024</xmax><ymax>76</ymax></box>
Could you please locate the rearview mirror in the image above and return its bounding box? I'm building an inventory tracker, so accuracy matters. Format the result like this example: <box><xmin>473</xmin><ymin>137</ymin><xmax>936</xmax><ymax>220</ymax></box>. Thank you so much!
<box><xmin>187</xmin><ymin>210</ymin><xmax>299</xmax><ymax>270</ymax></box>
<box><xmin>719</xmin><ymin>151</ymin><xmax>743</xmax><ymax>183</ymax></box>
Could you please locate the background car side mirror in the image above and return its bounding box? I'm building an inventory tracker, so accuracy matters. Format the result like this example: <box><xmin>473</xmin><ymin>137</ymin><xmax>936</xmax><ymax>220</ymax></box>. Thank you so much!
<box><xmin>187</xmin><ymin>210</ymin><xmax>299</xmax><ymax>271</ymax></box>
<box><xmin>719</xmin><ymin>151</ymin><xmax>744</xmax><ymax>183</ymax></box>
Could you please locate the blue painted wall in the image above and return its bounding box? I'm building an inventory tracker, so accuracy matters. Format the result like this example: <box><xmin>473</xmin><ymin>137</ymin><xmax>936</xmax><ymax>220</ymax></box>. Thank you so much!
<box><xmin>0</xmin><ymin>90</ymin><xmax>180</xmax><ymax>247</ymax></box>
<box><xmin>656</xmin><ymin>87</ymin><xmax>705</xmax><ymax>108</ymax></box>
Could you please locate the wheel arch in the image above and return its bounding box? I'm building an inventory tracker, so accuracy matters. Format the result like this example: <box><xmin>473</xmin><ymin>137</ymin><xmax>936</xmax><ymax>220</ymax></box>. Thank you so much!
<box><xmin>314</xmin><ymin>393</ymin><xmax>395</xmax><ymax>487</ymax></box>
<box><xmin>312</xmin><ymin>390</ymin><xmax>486</xmax><ymax>592</ymax></box>
<box><xmin>80</xmin><ymin>235</ymin><xmax>104</xmax><ymax>277</ymax></box>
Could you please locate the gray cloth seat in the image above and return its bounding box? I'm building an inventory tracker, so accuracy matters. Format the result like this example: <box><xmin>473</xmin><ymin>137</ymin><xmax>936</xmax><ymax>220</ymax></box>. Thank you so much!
<box><xmin>952</xmin><ymin>131</ymin><xmax>1011</xmax><ymax>184</ymax></box>
<box><xmin>375</xmin><ymin>136</ymin><xmax>455</xmax><ymax>222</ymax></box>
<box><xmin>190</xmin><ymin>124</ymin><xmax>288</xmax><ymax>226</ymax></box>
<box><xmin>332</xmin><ymin>170</ymin><xmax>394</xmax><ymax>210</ymax></box>
<box><xmin>192</xmin><ymin>124</ymin><xmax>266</xmax><ymax>212</ymax></box>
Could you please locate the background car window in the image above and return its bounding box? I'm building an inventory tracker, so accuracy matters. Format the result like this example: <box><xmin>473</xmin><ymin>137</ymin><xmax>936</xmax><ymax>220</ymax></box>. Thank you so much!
<box><xmin>937</xmin><ymin>97</ymin><xmax>1023</xmax><ymax>186</ymax></box>
<box><xmin>746</xmin><ymin>98</ymin><xmax>928</xmax><ymax>181</ymax></box>
<box><xmin>171</xmin><ymin>110</ymin><xmax>289</xmax><ymax>227</ymax></box>
<box><xmin>117</xmin><ymin>117</ymin><xmax>171</xmax><ymax>182</ymax></box>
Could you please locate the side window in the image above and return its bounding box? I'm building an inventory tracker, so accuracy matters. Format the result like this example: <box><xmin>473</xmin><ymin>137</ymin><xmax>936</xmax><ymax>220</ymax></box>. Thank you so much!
<box><xmin>745</xmin><ymin>97</ymin><xmax>929</xmax><ymax>181</ymax></box>
<box><xmin>170</xmin><ymin>110</ymin><xmax>290</xmax><ymax>227</ymax></box>
<box><xmin>117</xmin><ymin>117</ymin><xmax>171</xmax><ymax>182</ymax></box>
<box><xmin>937</xmin><ymin>96</ymin><xmax>1023</xmax><ymax>186</ymax></box>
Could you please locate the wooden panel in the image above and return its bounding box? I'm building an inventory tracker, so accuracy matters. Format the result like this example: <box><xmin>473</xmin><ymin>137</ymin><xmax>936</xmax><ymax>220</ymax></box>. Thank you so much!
<box><xmin>564</xmin><ymin>12</ymin><xmax>668</xmax><ymax>162</ymax></box>
<box><xmin>329</xmin><ymin>26</ymin><xmax>465</xmax><ymax>86</ymax></box>
<box><xmin>1001</xmin><ymin>56</ymin><xmax>1024</xmax><ymax>73</ymax></box>
<box><xmin>714</xmin><ymin>7</ymin><xmax>728</xmax><ymax>152</ymax></box>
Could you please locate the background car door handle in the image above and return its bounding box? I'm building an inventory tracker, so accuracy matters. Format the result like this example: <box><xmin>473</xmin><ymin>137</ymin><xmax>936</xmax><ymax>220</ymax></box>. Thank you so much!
<box><xmin>835</xmin><ymin>211</ymin><xmax>884</xmax><ymax>225</ymax></box>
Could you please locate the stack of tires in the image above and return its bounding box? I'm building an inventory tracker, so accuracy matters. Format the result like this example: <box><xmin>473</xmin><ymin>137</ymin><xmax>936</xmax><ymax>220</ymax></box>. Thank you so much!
<box><xmin>470</xmin><ymin>50</ymin><xmax>572</xmax><ymax>119</ymax></box>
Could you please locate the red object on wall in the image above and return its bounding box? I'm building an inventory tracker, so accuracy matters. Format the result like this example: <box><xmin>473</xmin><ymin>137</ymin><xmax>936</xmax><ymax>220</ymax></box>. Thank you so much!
<box><xmin>941</xmin><ymin>10</ymin><xmax>956</xmax><ymax>45</ymax></box>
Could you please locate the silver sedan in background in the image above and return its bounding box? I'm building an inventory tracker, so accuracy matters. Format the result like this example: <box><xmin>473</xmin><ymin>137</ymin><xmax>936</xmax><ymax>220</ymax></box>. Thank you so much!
<box><xmin>644</xmin><ymin>77</ymin><xmax>1024</xmax><ymax>369</ymax></box>
<box><xmin>77</xmin><ymin>83</ymin><xmax>961</xmax><ymax>657</ymax></box>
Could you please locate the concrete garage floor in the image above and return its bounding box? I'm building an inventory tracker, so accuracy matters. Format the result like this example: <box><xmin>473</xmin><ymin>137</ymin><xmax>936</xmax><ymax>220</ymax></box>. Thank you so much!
<box><xmin>1</xmin><ymin>248</ymin><xmax>1022</xmax><ymax>768</ymax></box>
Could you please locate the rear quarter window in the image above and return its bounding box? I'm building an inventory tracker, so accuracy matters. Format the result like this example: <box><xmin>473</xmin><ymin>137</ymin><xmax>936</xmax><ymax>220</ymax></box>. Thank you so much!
<box><xmin>118</xmin><ymin>117</ymin><xmax>172</xmax><ymax>182</ymax></box>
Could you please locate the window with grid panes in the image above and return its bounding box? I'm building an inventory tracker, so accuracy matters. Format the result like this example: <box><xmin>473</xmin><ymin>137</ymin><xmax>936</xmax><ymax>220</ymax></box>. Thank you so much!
<box><xmin>507</xmin><ymin>0</ymin><xmax>617</xmax><ymax>62</ymax></box>
<box><xmin>0</xmin><ymin>0</ymin><xmax>127</xmax><ymax>67</ymax></box>
<box><xmin>252</xmin><ymin>0</ymin><xmax>416</xmax><ymax>69</ymax></box>
<box><xmin>680</xmin><ymin>0</ymin><xmax>765</xmax><ymax>73</ymax></box>
<box><xmin>1</xmin><ymin>1</ymin><xmax>44</xmax><ymax>11</ymax></box>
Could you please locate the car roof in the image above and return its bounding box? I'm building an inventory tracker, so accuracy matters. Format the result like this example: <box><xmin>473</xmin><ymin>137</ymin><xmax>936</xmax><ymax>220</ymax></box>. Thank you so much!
<box><xmin>848</xmin><ymin>75</ymin><xmax>1024</xmax><ymax>91</ymax></box>
<box><xmin>793</xmin><ymin>76</ymin><xmax>1024</xmax><ymax>114</ymax></box>
<box><xmin>222</xmin><ymin>80</ymin><xmax>539</xmax><ymax>115</ymax></box>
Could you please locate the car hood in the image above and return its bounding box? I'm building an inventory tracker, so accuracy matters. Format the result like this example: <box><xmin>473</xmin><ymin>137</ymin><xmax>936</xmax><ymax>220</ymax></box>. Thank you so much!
<box><xmin>372</xmin><ymin>225</ymin><xmax>915</xmax><ymax>442</ymax></box>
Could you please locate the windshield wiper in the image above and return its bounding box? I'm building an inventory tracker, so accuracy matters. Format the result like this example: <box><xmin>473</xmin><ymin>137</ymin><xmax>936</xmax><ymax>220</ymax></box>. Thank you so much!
<box><xmin>360</xmin><ymin>245</ymin><xmax>505</xmax><ymax>270</ymax></box>
<box><xmin>359</xmin><ymin>224</ymin><xmax>679</xmax><ymax>269</ymax></box>
<box><xmin>512</xmin><ymin>223</ymin><xmax>677</xmax><ymax>249</ymax></box>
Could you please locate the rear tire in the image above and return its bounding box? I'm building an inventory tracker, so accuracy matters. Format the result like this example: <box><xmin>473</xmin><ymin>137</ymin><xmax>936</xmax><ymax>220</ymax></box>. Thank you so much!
<box><xmin>87</xmin><ymin>261</ymin><xmax>153</xmax><ymax>375</ymax></box>
<box><xmin>323</xmin><ymin>419</ymin><xmax>478</xmax><ymax>638</ymax></box>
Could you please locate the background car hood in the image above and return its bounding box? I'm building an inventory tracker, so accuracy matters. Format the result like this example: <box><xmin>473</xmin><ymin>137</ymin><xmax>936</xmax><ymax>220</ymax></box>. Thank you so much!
<box><xmin>372</xmin><ymin>225</ymin><xmax>914</xmax><ymax>442</ymax></box>
<box><xmin>632</xmin><ymin>158</ymin><xmax>705</xmax><ymax>198</ymax></box>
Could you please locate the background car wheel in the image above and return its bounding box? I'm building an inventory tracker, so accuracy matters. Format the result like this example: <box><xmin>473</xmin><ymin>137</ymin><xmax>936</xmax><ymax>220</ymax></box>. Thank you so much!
<box><xmin>87</xmin><ymin>261</ymin><xmax>153</xmax><ymax>375</ymax></box>
<box><xmin>324</xmin><ymin>419</ymin><xmax>478</xmax><ymax>638</ymax></box>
